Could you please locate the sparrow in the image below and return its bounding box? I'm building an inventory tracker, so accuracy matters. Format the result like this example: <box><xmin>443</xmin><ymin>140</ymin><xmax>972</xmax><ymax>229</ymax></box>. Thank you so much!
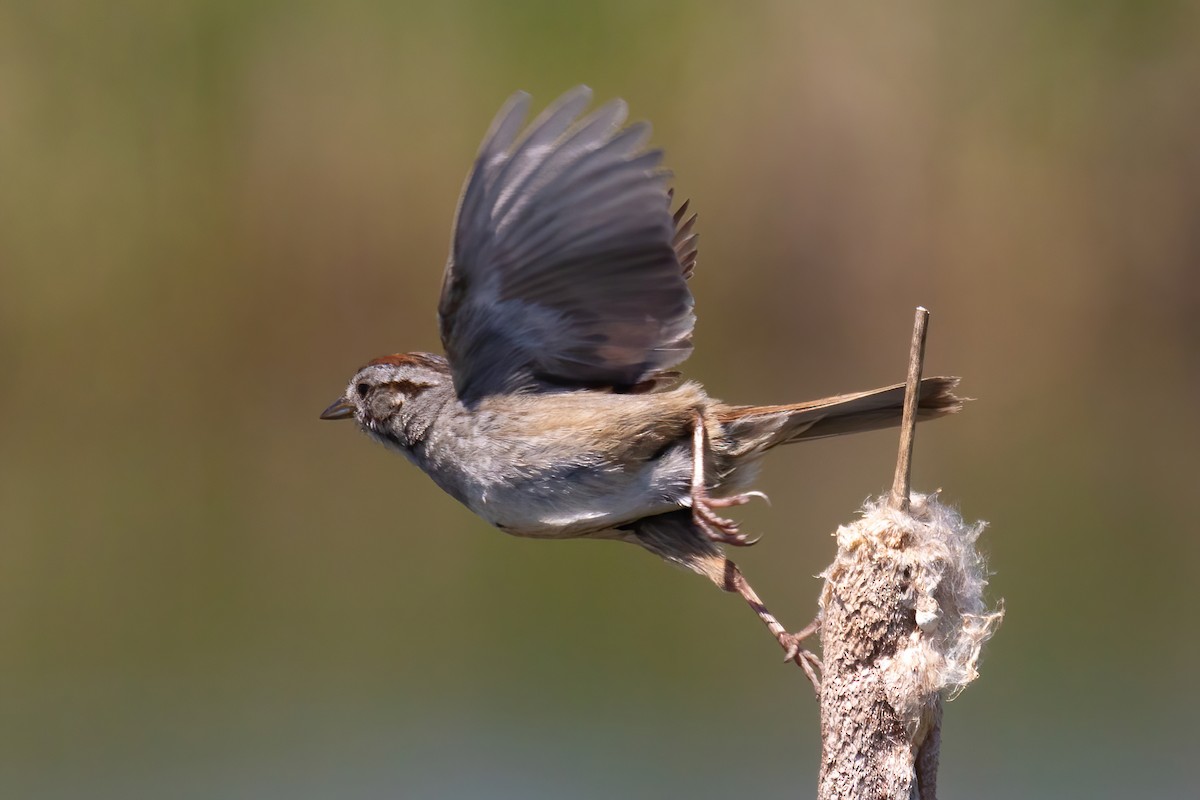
<box><xmin>321</xmin><ymin>86</ymin><xmax>961</xmax><ymax>676</ymax></box>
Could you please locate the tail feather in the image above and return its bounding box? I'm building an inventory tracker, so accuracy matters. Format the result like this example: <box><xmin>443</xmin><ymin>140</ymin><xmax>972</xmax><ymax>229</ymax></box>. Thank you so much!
<box><xmin>718</xmin><ymin>376</ymin><xmax>962</xmax><ymax>453</ymax></box>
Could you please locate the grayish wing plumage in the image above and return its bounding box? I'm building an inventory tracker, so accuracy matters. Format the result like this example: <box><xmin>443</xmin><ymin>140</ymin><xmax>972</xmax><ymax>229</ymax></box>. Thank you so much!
<box><xmin>439</xmin><ymin>86</ymin><xmax>696</xmax><ymax>402</ymax></box>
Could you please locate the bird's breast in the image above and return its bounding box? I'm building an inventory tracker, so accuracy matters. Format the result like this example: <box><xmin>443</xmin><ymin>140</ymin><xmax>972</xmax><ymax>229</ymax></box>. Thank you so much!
<box><xmin>415</xmin><ymin>390</ymin><xmax>710</xmax><ymax>537</ymax></box>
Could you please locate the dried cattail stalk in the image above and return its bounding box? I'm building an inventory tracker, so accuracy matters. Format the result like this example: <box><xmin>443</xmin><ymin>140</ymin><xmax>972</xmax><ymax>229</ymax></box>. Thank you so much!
<box><xmin>816</xmin><ymin>492</ymin><xmax>1002</xmax><ymax>800</ymax></box>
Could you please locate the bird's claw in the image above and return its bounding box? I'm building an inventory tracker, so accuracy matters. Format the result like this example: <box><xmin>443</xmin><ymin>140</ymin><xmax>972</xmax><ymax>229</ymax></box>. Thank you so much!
<box><xmin>779</xmin><ymin>630</ymin><xmax>822</xmax><ymax>692</ymax></box>
<box><xmin>693</xmin><ymin>490</ymin><xmax>768</xmax><ymax>547</ymax></box>
<box><xmin>705</xmin><ymin>490</ymin><xmax>770</xmax><ymax>509</ymax></box>
<box><xmin>689</xmin><ymin>414</ymin><xmax>769</xmax><ymax>546</ymax></box>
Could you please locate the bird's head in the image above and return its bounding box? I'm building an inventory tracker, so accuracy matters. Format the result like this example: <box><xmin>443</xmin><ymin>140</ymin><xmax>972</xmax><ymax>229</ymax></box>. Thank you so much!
<box><xmin>320</xmin><ymin>352</ymin><xmax>451</xmax><ymax>441</ymax></box>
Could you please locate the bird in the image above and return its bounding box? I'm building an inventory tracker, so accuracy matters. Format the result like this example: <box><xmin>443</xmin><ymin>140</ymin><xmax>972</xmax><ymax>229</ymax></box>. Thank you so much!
<box><xmin>320</xmin><ymin>86</ymin><xmax>961</xmax><ymax>677</ymax></box>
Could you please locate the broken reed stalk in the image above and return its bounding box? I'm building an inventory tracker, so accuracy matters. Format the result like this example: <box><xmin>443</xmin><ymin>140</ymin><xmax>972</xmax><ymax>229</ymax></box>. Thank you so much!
<box><xmin>890</xmin><ymin>307</ymin><xmax>929</xmax><ymax>512</ymax></box>
<box><xmin>816</xmin><ymin>308</ymin><xmax>1001</xmax><ymax>800</ymax></box>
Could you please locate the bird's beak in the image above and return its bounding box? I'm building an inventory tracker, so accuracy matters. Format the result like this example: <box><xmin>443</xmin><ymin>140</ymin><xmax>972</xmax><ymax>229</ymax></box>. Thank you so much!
<box><xmin>319</xmin><ymin>397</ymin><xmax>355</xmax><ymax>420</ymax></box>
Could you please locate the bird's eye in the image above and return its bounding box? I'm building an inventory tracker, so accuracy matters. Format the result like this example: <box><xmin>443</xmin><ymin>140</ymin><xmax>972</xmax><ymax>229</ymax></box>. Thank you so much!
<box><xmin>356</xmin><ymin>383</ymin><xmax>370</xmax><ymax>398</ymax></box>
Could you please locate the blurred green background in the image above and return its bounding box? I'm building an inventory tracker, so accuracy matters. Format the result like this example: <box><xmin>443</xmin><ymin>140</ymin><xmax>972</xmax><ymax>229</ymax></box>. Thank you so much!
<box><xmin>2</xmin><ymin>1</ymin><xmax>1198</xmax><ymax>797</ymax></box>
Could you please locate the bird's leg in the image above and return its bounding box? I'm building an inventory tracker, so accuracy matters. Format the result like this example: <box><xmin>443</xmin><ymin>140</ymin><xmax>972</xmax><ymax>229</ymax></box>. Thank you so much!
<box><xmin>690</xmin><ymin>413</ymin><xmax>767</xmax><ymax>546</ymax></box>
<box><xmin>722</xmin><ymin>559</ymin><xmax>822</xmax><ymax>691</ymax></box>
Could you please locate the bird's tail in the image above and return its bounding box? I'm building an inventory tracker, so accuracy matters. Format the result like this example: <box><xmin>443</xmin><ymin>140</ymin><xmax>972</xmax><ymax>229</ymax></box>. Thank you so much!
<box><xmin>717</xmin><ymin>376</ymin><xmax>962</xmax><ymax>454</ymax></box>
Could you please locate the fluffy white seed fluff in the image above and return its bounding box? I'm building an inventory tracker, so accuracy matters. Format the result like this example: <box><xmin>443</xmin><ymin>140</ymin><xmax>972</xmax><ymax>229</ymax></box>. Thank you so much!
<box><xmin>823</xmin><ymin>491</ymin><xmax>1003</xmax><ymax>715</ymax></box>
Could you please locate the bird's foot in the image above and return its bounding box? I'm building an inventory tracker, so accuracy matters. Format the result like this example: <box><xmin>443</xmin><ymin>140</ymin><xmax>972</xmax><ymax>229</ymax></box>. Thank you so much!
<box><xmin>723</xmin><ymin>560</ymin><xmax>822</xmax><ymax>693</ymax></box>
<box><xmin>779</xmin><ymin>621</ymin><xmax>822</xmax><ymax>692</ymax></box>
<box><xmin>692</xmin><ymin>487</ymin><xmax>768</xmax><ymax>546</ymax></box>
<box><xmin>688</xmin><ymin>411</ymin><xmax>767</xmax><ymax>546</ymax></box>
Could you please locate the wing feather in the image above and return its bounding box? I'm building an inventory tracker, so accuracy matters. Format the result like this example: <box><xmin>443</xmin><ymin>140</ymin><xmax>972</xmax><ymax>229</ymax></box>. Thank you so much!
<box><xmin>439</xmin><ymin>87</ymin><xmax>698</xmax><ymax>401</ymax></box>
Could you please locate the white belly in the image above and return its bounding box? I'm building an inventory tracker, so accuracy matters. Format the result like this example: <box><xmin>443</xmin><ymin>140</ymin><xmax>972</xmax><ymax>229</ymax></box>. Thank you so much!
<box><xmin>465</xmin><ymin>447</ymin><xmax>694</xmax><ymax>538</ymax></box>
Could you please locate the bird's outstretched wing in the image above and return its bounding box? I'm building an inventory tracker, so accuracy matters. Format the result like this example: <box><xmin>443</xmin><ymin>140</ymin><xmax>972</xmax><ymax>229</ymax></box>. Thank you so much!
<box><xmin>438</xmin><ymin>86</ymin><xmax>697</xmax><ymax>403</ymax></box>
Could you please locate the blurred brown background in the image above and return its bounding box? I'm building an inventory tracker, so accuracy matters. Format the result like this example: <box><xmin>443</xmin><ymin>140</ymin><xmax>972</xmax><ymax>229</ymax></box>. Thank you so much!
<box><xmin>2</xmin><ymin>2</ymin><xmax>1198</xmax><ymax>798</ymax></box>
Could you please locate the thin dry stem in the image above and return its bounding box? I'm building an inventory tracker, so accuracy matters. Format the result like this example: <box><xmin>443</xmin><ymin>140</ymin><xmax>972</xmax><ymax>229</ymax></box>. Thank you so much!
<box><xmin>816</xmin><ymin>308</ymin><xmax>1000</xmax><ymax>800</ymax></box>
<box><xmin>890</xmin><ymin>307</ymin><xmax>929</xmax><ymax>512</ymax></box>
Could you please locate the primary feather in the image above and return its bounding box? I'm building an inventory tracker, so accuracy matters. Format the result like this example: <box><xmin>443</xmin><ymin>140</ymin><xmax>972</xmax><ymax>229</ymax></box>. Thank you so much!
<box><xmin>439</xmin><ymin>86</ymin><xmax>697</xmax><ymax>403</ymax></box>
